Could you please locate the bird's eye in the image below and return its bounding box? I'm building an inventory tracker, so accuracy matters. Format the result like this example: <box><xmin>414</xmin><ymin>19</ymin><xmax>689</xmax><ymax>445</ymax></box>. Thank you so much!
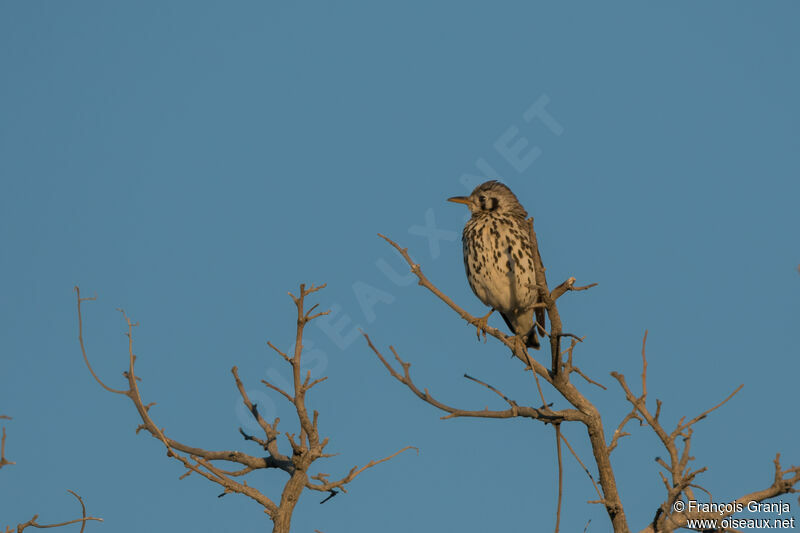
<box><xmin>478</xmin><ymin>195</ymin><xmax>486</xmax><ymax>203</ymax></box>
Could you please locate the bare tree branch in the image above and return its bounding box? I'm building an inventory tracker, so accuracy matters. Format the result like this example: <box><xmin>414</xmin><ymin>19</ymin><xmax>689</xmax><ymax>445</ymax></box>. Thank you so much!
<box><xmin>638</xmin><ymin>453</ymin><xmax>800</xmax><ymax>533</ymax></box>
<box><xmin>0</xmin><ymin>426</ymin><xmax>14</xmax><ymax>469</ymax></box>
<box><xmin>363</xmin><ymin>333</ymin><xmax>578</xmax><ymax>424</ymax></box>
<box><xmin>75</xmin><ymin>283</ymin><xmax>411</xmax><ymax>533</ymax></box>
<box><xmin>371</xmin><ymin>231</ymin><xmax>627</xmax><ymax>532</ymax></box>
<box><xmin>554</xmin><ymin>424</ymin><xmax>563</xmax><ymax>533</ymax></box>
<box><xmin>607</xmin><ymin>332</ymin><xmax>790</xmax><ymax>533</ymax></box>
<box><xmin>2</xmin><ymin>414</ymin><xmax>100</xmax><ymax>532</ymax></box>
<box><xmin>368</xmin><ymin>226</ymin><xmax>799</xmax><ymax>533</ymax></box>
<box><xmin>306</xmin><ymin>446</ymin><xmax>418</xmax><ymax>492</ymax></box>
<box><xmin>559</xmin><ymin>431</ymin><xmax>603</xmax><ymax>501</ymax></box>
<box><xmin>6</xmin><ymin>490</ymin><xmax>102</xmax><ymax>533</ymax></box>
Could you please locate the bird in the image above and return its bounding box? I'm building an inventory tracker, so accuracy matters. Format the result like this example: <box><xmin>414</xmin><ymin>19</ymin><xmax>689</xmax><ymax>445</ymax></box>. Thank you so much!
<box><xmin>448</xmin><ymin>180</ymin><xmax>541</xmax><ymax>349</ymax></box>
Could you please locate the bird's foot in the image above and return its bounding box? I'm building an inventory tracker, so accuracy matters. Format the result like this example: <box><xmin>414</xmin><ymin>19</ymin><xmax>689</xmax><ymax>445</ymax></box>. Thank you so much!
<box><xmin>471</xmin><ymin>309</ymin><xmax>494</xmax><ymax>343</ymax></box>
<box><xmin>512</xmin><ymin>334</ymin><xmax>528</xmax><ymax>359</ymax></box>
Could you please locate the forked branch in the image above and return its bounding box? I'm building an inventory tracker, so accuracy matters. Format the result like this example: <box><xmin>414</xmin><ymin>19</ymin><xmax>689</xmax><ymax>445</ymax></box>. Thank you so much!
<box><xmin>5</xmin><ymin>490</ymin><xmax>102</xmax><ymax>533</ymax></box>
<box><xmin>369</xmin><ymin>226</ymin><xmax>798</xmax><ymax>533</ymax></box>
<box><xmin>608</xmin><ymin>333</ymin><xmax>796</xmax><ymax>533</ymax></box>
<box><xmin>75</xmin><ymin>284</ymin><xmax>411</xmax><ymax>533</ymax></box>
<box><xmin>371</xmin><ymin>230</ymin><xmax>626</xmax><ymax>533</ymax></box>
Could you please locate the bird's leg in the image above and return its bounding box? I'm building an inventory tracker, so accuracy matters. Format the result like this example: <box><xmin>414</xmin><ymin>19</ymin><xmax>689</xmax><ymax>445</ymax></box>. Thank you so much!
<box><xmin>512</xmin><ymin>334</ymin><xmax>528</xmax><ymax>359</ymax></box>
<box><xmin>471</xmin><ymin>308</ymin><xmax>495</xmax><ymax>343</ymax></box>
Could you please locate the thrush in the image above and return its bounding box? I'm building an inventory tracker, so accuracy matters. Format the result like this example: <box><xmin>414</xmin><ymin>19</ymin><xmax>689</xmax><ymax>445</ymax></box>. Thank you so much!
<box><xmin>448</xmin><ymin>180</ymin><xmax>541</xmax><ymax>349</ymax></box>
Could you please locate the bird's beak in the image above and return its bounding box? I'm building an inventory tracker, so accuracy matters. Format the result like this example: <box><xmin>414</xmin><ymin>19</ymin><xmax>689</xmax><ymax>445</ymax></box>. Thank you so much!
<box><xmin>447</xmin><ymin>196</ymin><xmax>471</xmax><ymax>206</ymax></box>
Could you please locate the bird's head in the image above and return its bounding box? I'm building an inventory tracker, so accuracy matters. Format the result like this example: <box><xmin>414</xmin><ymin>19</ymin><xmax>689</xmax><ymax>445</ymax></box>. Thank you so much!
<box><xmin>447</xmin><ymin>180</ymin><xmax>528</xmax><ymax>218</ymax></box>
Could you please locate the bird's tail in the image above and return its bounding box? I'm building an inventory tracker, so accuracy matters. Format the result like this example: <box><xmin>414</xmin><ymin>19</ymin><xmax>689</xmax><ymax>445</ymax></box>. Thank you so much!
<box><xmin>526</xmin><ymin>327</ymin><xmax>540</xmax><ymax>349</ymax></box>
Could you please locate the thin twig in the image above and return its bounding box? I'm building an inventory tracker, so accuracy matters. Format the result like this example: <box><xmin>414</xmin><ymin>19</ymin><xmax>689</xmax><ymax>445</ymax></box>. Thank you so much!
<box><xmin>13</xmin><ymin>490</ymin><xmax>102</xmax><ymax>532</ymax></box>
<box><xmin>463</xmin><ymin>374</ymin><xmax>516</xmax><ymax>408</ymax></box>
<box><xmin>74</xmin><ymin>287</ymin><xmax>127</xmax><ymax>395</ymax></box>
<box><xmin>560</xmin><ymin>431</ymin><xmax>603</xmax><ymax>500</ymax></box>
<box><xmin>0</xmin><ymin>426</ymin><xmax>14</xmax><ymax>469</ymax></box>
<box><xmin>75</xmin><ymin>284</ymin><xmax>412</xmax><ymax>532</ymax></box>
<box><xmin>554</xmin><ymin>424</ymin><xmax>563</xmax><ymax>533</ymax></box>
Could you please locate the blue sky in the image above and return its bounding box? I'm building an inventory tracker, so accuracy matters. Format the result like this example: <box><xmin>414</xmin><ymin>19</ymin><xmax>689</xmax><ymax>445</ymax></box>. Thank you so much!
<box><xmin>1</xmin><ymin>2</ymin><xmax>798</xmax><ymax>532</ymax></box>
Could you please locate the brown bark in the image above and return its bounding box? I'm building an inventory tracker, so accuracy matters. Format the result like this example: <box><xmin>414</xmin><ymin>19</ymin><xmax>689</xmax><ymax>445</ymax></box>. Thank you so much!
<box><xmin>369</xmin><ymin>226</ymin><xmax>798</xmax><ymax>533</ymax></box>
<box><xmin>75</xmin><ymin>284</ymin><xmax>413</xmax><ymax>532</ymax></box>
